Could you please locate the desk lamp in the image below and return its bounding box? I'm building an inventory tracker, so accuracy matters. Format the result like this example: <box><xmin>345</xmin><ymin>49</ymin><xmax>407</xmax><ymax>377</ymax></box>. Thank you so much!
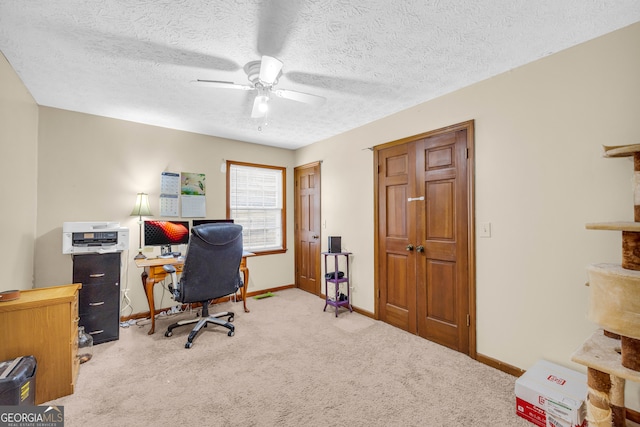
<box><xmin>130</xmin><ymin>192</ymin><xmax>153</xmax><ymax>260</ymax></box>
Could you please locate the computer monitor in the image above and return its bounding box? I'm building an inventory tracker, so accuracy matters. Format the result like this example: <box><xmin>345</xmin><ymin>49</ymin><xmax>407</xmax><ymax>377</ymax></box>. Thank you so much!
<box><xmin>144</xmin><ymin>220</ymin><xmax>190</xmax><ymax>248</ymax></box>
<box><xmin>192</xmin><ymin>219</ymin><xmax>234</xmax><ymax>227</ymax></box>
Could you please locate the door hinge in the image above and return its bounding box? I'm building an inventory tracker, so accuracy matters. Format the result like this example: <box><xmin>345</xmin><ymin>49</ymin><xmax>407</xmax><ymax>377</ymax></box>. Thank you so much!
<box><xmin>466</xmin><ymin>314</ymin><xmax>470</xmax><ymax>327</ymax></box>
<box><xmin>466</xmin><ymin>148</ymin><xmax>469</xmax><ymax>159</ymax></box>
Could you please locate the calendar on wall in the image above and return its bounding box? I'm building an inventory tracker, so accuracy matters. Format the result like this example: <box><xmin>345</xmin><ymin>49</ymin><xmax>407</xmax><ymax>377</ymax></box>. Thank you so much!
<box><xmin>161</xmin><ymin>171</ymin><xmax>180</xmax><ymax>195</ymax></box>
<box><xmin>159</xmin><ymin>194</ymin><xmax>179</xmax><ymax>217</ymax></box>
<box><xmin>181</xmin><ymin>194</ymin><xmax>206</xmax><ymax>217</ymax></box>
<box><xmin>157</xmin><ymin>171</ymin><xmax>206</xmax><ymax>217</ymax></box>
<box><xmin>180</xmin><ymin>172</ymin><xmax>206</xmax><ymax>217</ymax></box>
<box><xmin>160</xmin><ymin>172</ymin><xmax>180</xmax><ymax>217</ymax></box>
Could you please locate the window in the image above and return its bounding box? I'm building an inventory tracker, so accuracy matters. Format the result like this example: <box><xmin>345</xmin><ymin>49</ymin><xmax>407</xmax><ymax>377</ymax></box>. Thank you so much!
<box><xmin>227</xmin><ymin>161</ymin><xmax>286</xmax><ymax>254</ymax></box>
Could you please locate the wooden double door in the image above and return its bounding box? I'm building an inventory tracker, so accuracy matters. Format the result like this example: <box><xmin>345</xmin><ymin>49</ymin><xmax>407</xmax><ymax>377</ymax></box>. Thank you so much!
<box><xmin>376</xmin><ymin>121</ymin><xmax>475</xmax><ymax>356</ymax></box>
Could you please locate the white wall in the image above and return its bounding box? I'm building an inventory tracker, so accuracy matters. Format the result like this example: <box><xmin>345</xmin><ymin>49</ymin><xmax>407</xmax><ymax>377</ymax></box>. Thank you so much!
<box><xmin>296</xmin><ymin>22</ymin><xmax>640</xmax><ymax>382</ymax></box>
<box><xmin>3</xmin><ymin>20</ymin><xmax>640</xmax><ymax>406</ymax></box>
<box><xmin>35</xmin><ymin>108</ymin><xmax>296</xmax><ymax>315</ymax></box>
<box><xmin>0</xmin><ymin>52</ymin><xmax>39</xmax><ymax>290</ymax></box>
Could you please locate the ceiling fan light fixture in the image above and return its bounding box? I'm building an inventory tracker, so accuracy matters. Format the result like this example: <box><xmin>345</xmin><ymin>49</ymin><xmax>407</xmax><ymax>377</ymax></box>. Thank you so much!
<box><xmin>251</xmin><ymin>92</ymin><xmax>270</xmax><ymax>118</ymax></box>
<box><xmin>256</xmin><ymin>95</ymin><xmax>269</xmax><ymax>113</ymax></box>
<box><xmin>196</xmin><ymin>55</ymin><xmax>323</xmax><ymax>121</ymax></box>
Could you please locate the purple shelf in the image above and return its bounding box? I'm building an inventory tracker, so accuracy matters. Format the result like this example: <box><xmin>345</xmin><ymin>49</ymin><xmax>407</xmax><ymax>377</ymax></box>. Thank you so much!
<box><xmin>326</xmin><ymin>299</ymin><xmax>351</xmax><ymax>308</ymax></box>
<box><xmin>325</xmin><ymin>278</ymin><xmax>349</xmax><ymax>284</ymax></box>
<box><xmin>323</xmin><ymin>252</ymin><xmax>353</xmax><ymax>317</ymax></box>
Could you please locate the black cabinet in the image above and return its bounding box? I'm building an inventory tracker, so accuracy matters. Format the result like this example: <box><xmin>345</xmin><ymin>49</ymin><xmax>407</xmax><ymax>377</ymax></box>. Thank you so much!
<box><xmin>72</xmin><ymin>253</ymin><xmax>121</xmax><ymax>344</ymax></box>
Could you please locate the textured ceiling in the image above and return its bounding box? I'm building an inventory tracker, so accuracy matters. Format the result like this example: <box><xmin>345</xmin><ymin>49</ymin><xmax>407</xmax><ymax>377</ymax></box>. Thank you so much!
<box><xmin>1</xmin><ymin>1</ymin><xmax>639</xmax><ymax>150</ymax></box>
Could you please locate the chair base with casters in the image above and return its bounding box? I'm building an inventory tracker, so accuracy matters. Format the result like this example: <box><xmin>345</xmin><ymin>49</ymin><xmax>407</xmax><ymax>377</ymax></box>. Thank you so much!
<box><xmin>164</xmin><ymin>300</ymin><xmax>235</xmax><ymax>348</ymax></box>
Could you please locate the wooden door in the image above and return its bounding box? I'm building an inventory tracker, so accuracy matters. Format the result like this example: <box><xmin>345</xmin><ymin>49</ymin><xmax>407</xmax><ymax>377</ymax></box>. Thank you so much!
<box><xmin>415</xmin><ymin>128</ymin><xmax>470</xmax><ymax>353</ymax></box>
<box><xmin>294</xmin><ymin>162</ymin><xmax>321</xmax><ymax>295</ymax></box>
<box><xmin>377</xmin><ymin>142</ymin><xmax>417</xmax><ymax>333</ymax></box>
<box><xmin>375</xmin><ymin>121</ymin><xmax>475</xmax><ymax>356</ymax></box>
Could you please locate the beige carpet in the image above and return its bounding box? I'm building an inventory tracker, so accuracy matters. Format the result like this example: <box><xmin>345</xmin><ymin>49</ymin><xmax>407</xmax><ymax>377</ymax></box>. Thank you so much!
<box><xmin>48</xmin><ymin>288</ymin><xmax>531</xmax><ymax>426</ymax></box>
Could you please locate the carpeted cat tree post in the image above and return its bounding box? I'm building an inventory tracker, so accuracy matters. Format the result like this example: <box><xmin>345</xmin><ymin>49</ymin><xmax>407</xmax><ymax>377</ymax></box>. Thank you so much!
<box><xmin>572</xmin><ymin>144</ymin><xmax>640</xmax><ymax>427</ymax></box>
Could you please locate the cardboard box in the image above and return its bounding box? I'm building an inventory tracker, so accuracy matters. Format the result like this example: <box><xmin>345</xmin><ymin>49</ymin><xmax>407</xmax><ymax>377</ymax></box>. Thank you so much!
<box><xmin>515</xmin><ymin>360</ymin><xmax>587</xmax><ymax>427</ymax></box>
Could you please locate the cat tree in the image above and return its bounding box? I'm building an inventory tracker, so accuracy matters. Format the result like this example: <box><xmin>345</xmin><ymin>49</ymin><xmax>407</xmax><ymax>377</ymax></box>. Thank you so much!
<box><xmin>572</xmin><ymin>144</ymin><xmax>640</xmax><ymax>427</ymax></box>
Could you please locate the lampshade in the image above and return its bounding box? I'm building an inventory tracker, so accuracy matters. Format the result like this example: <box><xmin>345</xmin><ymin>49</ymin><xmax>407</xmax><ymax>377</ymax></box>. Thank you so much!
<box><xmin>130</xmin><ymin>193</ymin><xmax>152</xmax><ymax>217</ymax></box>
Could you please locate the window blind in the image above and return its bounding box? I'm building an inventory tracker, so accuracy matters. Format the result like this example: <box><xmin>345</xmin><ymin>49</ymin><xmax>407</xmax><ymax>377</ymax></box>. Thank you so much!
<box><xmin>229</xmin><ymin>164</ymin><xmax>283</xmax><ymax>251</ymax></box>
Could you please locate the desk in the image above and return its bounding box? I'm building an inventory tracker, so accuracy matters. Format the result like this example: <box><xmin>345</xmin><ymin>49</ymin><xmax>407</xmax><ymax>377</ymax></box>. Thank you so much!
<box><xmin>135</xmin><ymin>252</ymin><xmax>253</xmax><ymax>335</ymax></box>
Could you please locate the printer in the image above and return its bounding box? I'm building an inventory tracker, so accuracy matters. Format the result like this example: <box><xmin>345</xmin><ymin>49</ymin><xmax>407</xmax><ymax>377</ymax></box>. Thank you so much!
<box><xmin>62</xmin><ymin>222</ymin><xmax>129</xmax><ymax>254</ymax></box>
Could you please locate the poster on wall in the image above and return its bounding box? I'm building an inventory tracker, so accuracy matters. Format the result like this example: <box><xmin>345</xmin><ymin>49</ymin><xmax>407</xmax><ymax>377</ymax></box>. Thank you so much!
<box><xmin>180</xmin><ymin>172</ymin><xmax>206</xmax><ymax>217</ymax></box>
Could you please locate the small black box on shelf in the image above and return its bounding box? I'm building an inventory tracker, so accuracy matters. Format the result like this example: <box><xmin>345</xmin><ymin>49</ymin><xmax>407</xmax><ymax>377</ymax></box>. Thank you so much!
<box><xmin>325</xmin><ymin>271</ymin><xmax>344</xmax><ymax>279</ymax></box>
<box><xmin>328</xmin><ymin>236</ymin><xmax>341</xmax><ymax>253</ymax></box>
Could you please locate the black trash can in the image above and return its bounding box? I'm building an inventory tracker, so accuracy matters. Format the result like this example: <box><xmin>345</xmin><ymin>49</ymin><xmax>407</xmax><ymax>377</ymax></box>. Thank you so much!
<box><xmin>0</xmin><ymin>356</ymin><xmax>37</xmax><ymax>405</ymax></box>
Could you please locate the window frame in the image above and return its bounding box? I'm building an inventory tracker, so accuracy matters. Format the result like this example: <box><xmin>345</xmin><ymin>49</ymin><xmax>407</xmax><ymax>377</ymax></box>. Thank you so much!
<box><xmin>226</xmin><ymin>160</ymin><xmax>287</xmax><ymax>256</ymax></box>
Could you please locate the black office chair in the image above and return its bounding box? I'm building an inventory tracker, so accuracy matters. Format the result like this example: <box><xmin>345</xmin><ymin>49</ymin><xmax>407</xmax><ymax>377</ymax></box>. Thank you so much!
<box><xmin>163</xmin><ymin>223</ymin><xmax>243</xmax><ymax>348</ymax></box>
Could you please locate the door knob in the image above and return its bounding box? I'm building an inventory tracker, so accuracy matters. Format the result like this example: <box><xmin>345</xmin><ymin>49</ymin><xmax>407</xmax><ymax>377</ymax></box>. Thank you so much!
<box><xmin>406</xmin><ymin>244</ymin><xmax>414</xmax><ymax>251</ymax></box>
<box><xmin>312</xmin><ymin>235</ymin><xmax>319</xmax><ymax>239</ymax></box>
<box><xmin>416</xmin><ymin>245</ymin><xmax>425</xmax><ymax>253</ymax></box>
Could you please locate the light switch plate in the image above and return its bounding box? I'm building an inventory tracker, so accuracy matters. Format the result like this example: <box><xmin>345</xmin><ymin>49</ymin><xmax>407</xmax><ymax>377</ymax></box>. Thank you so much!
<box><xmin>479</xmin><ymin>222</ymin><xmax>491</xmax><ymax>238</ymax></box>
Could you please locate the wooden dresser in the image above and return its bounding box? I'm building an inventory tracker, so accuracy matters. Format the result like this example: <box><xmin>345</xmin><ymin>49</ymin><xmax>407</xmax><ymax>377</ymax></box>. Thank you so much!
<box><xmin>0</xmin><ymin>283</ymin><xmax>81</xmax><ymax>404</ymax></box>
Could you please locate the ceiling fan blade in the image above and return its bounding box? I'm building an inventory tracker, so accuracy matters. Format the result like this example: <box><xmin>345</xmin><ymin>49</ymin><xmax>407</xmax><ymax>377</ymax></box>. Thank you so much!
<box><xmin>259</xmin><ymin>56</ymin><xmax>283</xmax><ymax>85</ymax></box>
<box><xmin>273</xmin><ymin>88</ymin><xmax>326</xmax><ymax>107</ymax></box>
<box><xmin>256</xmin><ymin>1</ymin><xmax>303</xmax><ymax>57</ymax></box>
<box><xmin>285</xmin><ymin>71</ymin><xmax>384</xmax><ymax>94</ymax></box>
<box><xmin>192</xmin><ymin>80</ymin><xmax>254</xmax><ymax>91</ymax></box>
<box><xmin>58</xmin><ymin>27</ymin><xmax>241</xmax><ymax>72</ymax></box>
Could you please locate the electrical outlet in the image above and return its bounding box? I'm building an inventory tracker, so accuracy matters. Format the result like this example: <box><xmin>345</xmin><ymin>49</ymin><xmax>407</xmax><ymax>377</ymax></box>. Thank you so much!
<box><xmin>479</xmin><ymin>222</ymin><xmax>491</xmax><ymax>238</ymax></box>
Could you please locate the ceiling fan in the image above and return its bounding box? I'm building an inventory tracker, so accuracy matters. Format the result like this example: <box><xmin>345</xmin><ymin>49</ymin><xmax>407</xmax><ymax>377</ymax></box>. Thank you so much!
<box><xmin>193</xmin><ymin>55</ymin><xmax>326</xmax><ymax>119</ymax></box>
